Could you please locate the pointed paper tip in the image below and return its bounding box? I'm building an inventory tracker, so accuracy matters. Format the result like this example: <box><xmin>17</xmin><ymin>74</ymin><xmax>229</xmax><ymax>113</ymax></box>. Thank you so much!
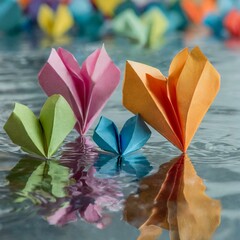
<box><xmin>126</xmin><ymin>60</ymin><xmax>134</xmax><ymax>65</ymax></box>
<box><xmin>57</xmin><ymin>47</ymin><xmax>63</xmax><ymax>53</ymax></box>
<box><xmin>94</xmin><ymin>116</ymin><xmax>112</xmax><ymax>131</ymax></box>
<box><xmin>190</xmin><ymin>46</ymin><xmax>208</xmax><ymax>61</ymax></box>
<box><xmin>125</xmin><ymin>60</ymin><xmax>141</xmax><ymax>69</ymax></box>
<box><xmin>99</xmin><ymin>44</ymin><xmax>107</xmax><ymax>56</ymax></box>
<box><xmin>181</xmin><ymin>47</ymin><xmax>190</xmax><ymax>53</ymax></box>
<box><xmin>12</xmin><ymin>102</ymin><xmax>27</xmax><ymax>112</ymax></box>
<box><xmin>48</xmin><ymin>48</ymin><xmax>58</xmax><ymax>60</ymax></box>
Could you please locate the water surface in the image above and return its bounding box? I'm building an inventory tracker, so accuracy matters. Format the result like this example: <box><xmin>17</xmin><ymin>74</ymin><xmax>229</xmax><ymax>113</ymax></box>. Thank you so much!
<box><xmin>0</xmin><ymin>32</ymin><xmax>240</xmax><ymax>239</ymax></box>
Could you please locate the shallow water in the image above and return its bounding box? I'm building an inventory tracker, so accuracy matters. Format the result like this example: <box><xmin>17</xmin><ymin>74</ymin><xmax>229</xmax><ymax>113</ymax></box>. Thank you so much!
<box><xmin>0</xmin><ymin>32</ymin><xmax>240</xmax><ymax>240</ymax></box>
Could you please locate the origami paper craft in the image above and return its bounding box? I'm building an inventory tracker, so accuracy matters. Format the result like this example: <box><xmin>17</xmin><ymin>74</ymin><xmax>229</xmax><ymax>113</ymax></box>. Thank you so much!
<box><xmin>94</xmin><ymin>153</ymin><xmax>152</xmax><ymax>179</ymax></box>
<box><xmin>38</xmin><ymin>46</ymin><xmax>120</xmax><ymax>135</ymax></box>
<box><xmin>69</xmin><ymin>0</ymin><xmax>93</xmax><ymax>25</ymax></box>
<box><xmin>69</xmin><ymin>0</ymin><xmax>104</xmax><ymax>39</ymax></box>
<box><xmin>204</xmin><ymin>13</ymin><xmax>225</xmax><ymax>38</ymax></box>
<box><xmin>112</xmin><ymin>8</ymin><xmax>169</xmax><ymax>47</ymax></box>
<box><xmin>22</xmin><ymin>0</ymin><xmax>58</xmax><ymax>20</ymax></box>
<box><xmin>7</xmin><ymin>157</ymin><xmax>70</xmax><ymax>203</ymax></box>
<box><xmin>123</xmin><ymin>47</ymin><xmax>220</xmax><ymax>152</ymax></box>
<box><xmin>168</xmin><ymin>2</ymin><xmax>188</xmax><ymax>30</ymax></box>
<box><xmin>124</xmin><ymin>154</ymin><xmax>221</xmax><ymax>240</ymax></box>
<box><xmin>79</xmin><ymin>12</ymin><xmax>104</xmax><ymax>40</ymax></box>
<box><xmin>224</xmin><ymin>9</ymin><xmax>240</xmax><ymax>38</ymax></box>
<box><xmin>141</xmin><ymin>8</ymin><xmax>169</xmax><ymax>47</ymax></box>
<box><xmin>4</xmin><ymin>94</ymin><xmax>76</xmax><ymax>158</ymax></box>
<box><xmin>0</xmin><ymin>0</ymin><xmax>22</xmax><ymax>32</ymax></box>
<box><xmin>181</xmin><ymin>0</ymin><xmax>217</xmax><ymax>24</ymax></box>
<box><xmin>114</xmin><ymin>0</ymin><xmax>139</xmax><ymax>16</ymax></box>
<box><xmin>18</xmin><ymin>0</ymin><xmax>31</xmax><ymax>9</ymax></box>
<box><xmin>113</xmin><ymin>9</ymin><xmax>147</xmax><ymax>46</ymax></box>
<box><xmin>92</xmin><ymin>0</ymin><xmax>123</xmax><ymax>17</ymax></box>
<box><xmin>37</xmin><ymin>4</ymin><xmax>74</xmax><ymax>38</ymax></box>
<box><xmin>93</xmin><ymin>115</ymin><xmax>151</xmax><ymax>156</ymax></box>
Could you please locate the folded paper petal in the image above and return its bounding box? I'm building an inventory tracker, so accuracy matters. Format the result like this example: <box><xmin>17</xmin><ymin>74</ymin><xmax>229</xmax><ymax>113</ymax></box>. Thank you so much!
<box><xmin>113</xmin><ymin>8</ymin><xmax>168</xmax><ymax>47</ymax></box>
<box><xmin>4</xmin><ymin>103</ymin><xmax>45</xmax><ymax>157</ymax></box>
<box><xmin>0</xmin><ymin>0</ymin><xmax>22</xmax><ymax>32</ymax></box>
<box><xmin>92</xmin><ymin>117</ymin><xmax>120</xmax><ymax>154</ymax></box>
<box><xmin>93</xmin><ymin>115</ymin><xmax>151</xmax><ymax>156</ymax></box>
<box><xmin>39</xmin><ymin>48</ymin><xmax>84</xmax><ymax>132</ymax></box>
<box><xmin>181</xmin><ymin>0</ymin><xmax>217</xmax><ymax>24</ymax></box>
<box><xmin>4</xmin><ymin>95</ymin><xmax>76</xmax><ymax>158</ymax></box>
<box><xmin>37</xmin><ymin>4</ymin><xmax>74</xmax><ymax>38</ymax></box>
<box><xmin>37</xmin><ymin>4</ymin><xmax>54</xmax><ymax>36</ymax></box>
<box><xmin>52</xmin><ymin>4</ymin><xmax>74</xmax><ymax>38</ymax></box>
<box><xmin>120</xmin><ymin>115</ymin><xmax>151</xmax><ymax>156</ymax></box>
<box><xmin>69</xmin><ymin>0</ymin><xmax>93</xmax><ymax>25</ymax></box>
<box><xmin>39</xmin><ymin>46</ymin><xmax>120</xmax><ymax>135</ymax></box>
<box><xmin>123</xmin><ymin>47</ymin><xmax>220</xmax><ymax>152</ymax></box>
<box><xmin>172</xmin><ymin>47</ymin><xmax>220</xmax><ymax>151</ymax></box>
<box><xmin>82</xmin><ymin>46</ymin><xmax>121</xmax><ymax>133</ymax></box>
<box><xmin>123</xmin><ymin>61</ymin><xmax>183</xmax><ymax>151</ymax></box>
<box><xmin>113</xmin><ymin>9</ymin><xmax>147</xmax><ymax>46</ymax></box>
<box><xmin>39</xmin><ymin>95</ymin><xmax>76</xmax><ymax>158</ymax></box>
<box><xmin>141</xmin><ymin>8</ymin><xmax>169</xmax><ymax>47</ymax></box>
<box><xmin>93</xmin><ymin>0</ymin><xmax>123</xmax><ymax>17</ymax></box>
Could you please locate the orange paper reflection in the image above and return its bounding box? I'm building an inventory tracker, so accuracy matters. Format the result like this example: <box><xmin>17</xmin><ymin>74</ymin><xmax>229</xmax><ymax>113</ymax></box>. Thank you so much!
<box><xmin>124</xmin><ymin>154</ymin><xmax>221</xmax><ymax>240</ymax></box>
<box><xmin>123</xmin><ymin>47</ymin><xmax>220</xmax><ymax>152</ymax></box>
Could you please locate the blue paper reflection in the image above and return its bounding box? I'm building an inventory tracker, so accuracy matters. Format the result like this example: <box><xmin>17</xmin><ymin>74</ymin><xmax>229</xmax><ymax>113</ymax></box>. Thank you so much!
<box><xmin>94</xmin><ymin>153</ymin><xmax>152</xmax><ymax>179</ymax></box>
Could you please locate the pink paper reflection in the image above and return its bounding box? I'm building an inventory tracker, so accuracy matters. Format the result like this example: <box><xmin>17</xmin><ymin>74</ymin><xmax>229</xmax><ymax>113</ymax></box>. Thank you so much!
<box><xmin>46</xmin><ymin>137</ymin><xmax>123</xmax><ymax>229</ymax></box>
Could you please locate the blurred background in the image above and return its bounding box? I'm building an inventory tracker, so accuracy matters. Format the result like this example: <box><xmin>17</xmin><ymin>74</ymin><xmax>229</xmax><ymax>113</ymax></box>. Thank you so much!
<box><xmin>0</xmin><ymin>0</ymin><xmax>240</xmax><ymax>48</ymax></box>
<box><xmin>1</xmin><ymin>1</ymin><xmax>240</xmax><ymax>240</ymax></box>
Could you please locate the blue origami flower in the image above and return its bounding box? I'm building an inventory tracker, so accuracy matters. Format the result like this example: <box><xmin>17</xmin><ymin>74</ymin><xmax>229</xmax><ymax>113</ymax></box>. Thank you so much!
<box><xmin>93</xmin><ymin>115</ymin><xmax>151</xmax><ymax>156</ymax></box>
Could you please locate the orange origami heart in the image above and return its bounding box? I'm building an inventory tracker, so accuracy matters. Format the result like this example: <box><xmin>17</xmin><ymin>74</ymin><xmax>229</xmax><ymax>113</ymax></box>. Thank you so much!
<box><xmin>123</xmin><ymin>47</ymin><xmax>220</xmax><ymax>152</ymax></box>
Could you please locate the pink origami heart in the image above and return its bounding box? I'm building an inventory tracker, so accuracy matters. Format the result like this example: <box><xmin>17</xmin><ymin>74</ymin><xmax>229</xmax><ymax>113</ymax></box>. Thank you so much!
<box><xmin>38</xmin><ymin>46</ymin><xmax>121</xmax><ymax>134</ymax></box>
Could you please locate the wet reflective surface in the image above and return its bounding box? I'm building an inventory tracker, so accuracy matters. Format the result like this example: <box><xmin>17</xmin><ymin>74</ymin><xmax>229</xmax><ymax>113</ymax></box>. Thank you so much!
<box><xmin>124</xmin><ymin>155</ymin><xmax>221</xmax><ymax>240</ymax></box>
<box><xmin>0</xmin><ymin>31</ymin><xmax>240</xmax><ymax>239</ymax></box>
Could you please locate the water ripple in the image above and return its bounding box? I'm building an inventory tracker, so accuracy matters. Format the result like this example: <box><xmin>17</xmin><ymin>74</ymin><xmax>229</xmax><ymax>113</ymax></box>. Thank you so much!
<box><xmin>0</xmin><ymin>35</ymin><xmax>240</xmax><ymax>239</ymax></box>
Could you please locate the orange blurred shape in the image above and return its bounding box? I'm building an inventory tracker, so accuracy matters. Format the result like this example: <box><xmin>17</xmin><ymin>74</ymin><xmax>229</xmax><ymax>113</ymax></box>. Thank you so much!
<box><xmin>61</xmin><ymin>0</ymin><xmax>71</xmax><ymax>4</ymax></box>
<box><xmin>123</xmin><ymin>47</ymin><xmax>220</xmax><ymax>152</ymax></box>
<box><xmin>18</xmin><ymin>0</ymin><xmax>70</xmax><ymax>8</ymax></box>
<box><xmin>224</xmin><ymin>9</ymin><xmax>240</xmax><ymax>37</ymax></box>
<box><xmin>124</xmin><ymin>154</ymin><xmax>221</xmax><ymax>240</ymax></box>
<box><xmin>181</xmin><ymin>0</ymin><xmax>217</xmax><ymax>24</ymax></box>
<box><xmin>18</xmin><ymin>0</ymin><xmax>31</xmax><ymax>8</ymax></box>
